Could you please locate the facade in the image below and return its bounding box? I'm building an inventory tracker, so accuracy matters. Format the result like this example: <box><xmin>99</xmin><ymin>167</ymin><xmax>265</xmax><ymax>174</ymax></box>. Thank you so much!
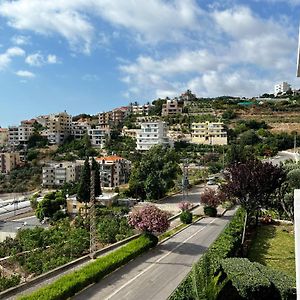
<box><xmin>274</xmin><ymin>82</ymin><xmax>291</xmax><ymax>96</ymax></box>
<box><xmin>46</xmin><ymin>112</ymin><xmax>72</xmax><ymax>144</ymax></box>
<box><xmin>42</xmin><ymin>161</ymin><xmax>81</xmax><ymax>187</ymax></box>
<box><xmin>191</xmin><ymin>122</ymin><xmax>227</xmax><ymax>145</ymax></box>
<box><xmin>88</xmin><ymin>126</ymin><xmax>110</xmax><ymax>147</ymax></box>
<box><xmin>162</xmin><ymin>99</ymin><xmax>183</xmax><ymax>116</ymax></box>
<box><xmin>99</xmin><ymin>107</ymin><xmax>129</xmax><ymax>126</ymax></box>
<box><xmin>121</xmin><ymin>126</ymin><xmax>137</xmax><ymax>139</ymax></box>
<box><xmin>0</xmin><ymin>152</ymin><xmax>21</xmax><ymax>174</ymax></box>
<box><xmin>71</xmin><ymin>122</ymin><xmax>90</xmax><ymax>140</ymax></box>
<box><xmin>96</xmin><ymin>155</ymin><xmax>131</xmax><ymax>188</ymax></box>
<box><xmin>131</xmin><ymin>104</ymin><xmax>153</xmax><ymax>116</ymax></box>
<box><xmin>0</xmin><ymin>128</ymin><xmax>8</xmax><ymax>147</ymax></box>
<box><xmin>136</xmin><ymin>121</ymin><xmax>171</xmax><ymax>151</ymax></box>
<box><xmin>8</xmin><ymin>123</ymin><xmax>34</xmax><ymax>147</ymax></box>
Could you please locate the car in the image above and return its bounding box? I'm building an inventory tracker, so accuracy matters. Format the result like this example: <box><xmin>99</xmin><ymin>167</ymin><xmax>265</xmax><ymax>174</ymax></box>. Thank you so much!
<box><xmin>207</xmin><ymin>180</ymin><xmax>215</xmax><ymax>185</ymax></box>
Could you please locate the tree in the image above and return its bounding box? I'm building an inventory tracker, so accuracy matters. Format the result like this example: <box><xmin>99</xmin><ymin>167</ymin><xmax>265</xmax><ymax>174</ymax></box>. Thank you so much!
<box><xmin>222</xmin><ymin>159</ymin><xmax>286</xmax><ymax>224</ymax></box>
<box><xmin>77</xmin><ymin>157</ymin><xmax>91</xmax><ymax>203</ymax></box>
<box><xmin>201</xmin><ymin>188</ymin><xmax>225</xmax><ymax>208</ymax></box>
<box><xmin>91</xmin><ymin>157</ymin><xmax>101</xmax><ymax>197</ymax></box>
<box><xmin>128</xmin><ymin>205</ymin><xmax>170</xmax><ymax>234</ymax></box>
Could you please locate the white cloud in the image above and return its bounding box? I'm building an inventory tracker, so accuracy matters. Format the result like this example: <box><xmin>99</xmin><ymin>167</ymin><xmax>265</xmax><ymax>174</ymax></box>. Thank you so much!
<box><xmin>25</xmin><ymin>53</ymin><xmax>59</xmax><ymax>66</ymax></box>
<box><xmin>11</xmin><ymin>35</ymin><xmax>30</xmax><ymax>45</ymax></box>
<box><xmin>82</xmin><ymin>74</ymin><xmax>100</xmax><ymax>81</ymax></box>
<box><xmin>0</xmin><ymin>47</ymin><xmax>25</xmax><ymax>70</ymax></box>
<box><xmin>15</xmin><ymin>70</ymin><xmax>35</xmax><ymax>78</ymax></box>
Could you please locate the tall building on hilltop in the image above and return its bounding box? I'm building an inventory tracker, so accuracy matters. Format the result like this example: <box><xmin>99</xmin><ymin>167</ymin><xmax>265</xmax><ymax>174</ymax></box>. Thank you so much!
<box><xmin>274</xmin><ymin>82</ymin><xmax>291</xmax><ymax>96</ymax></box>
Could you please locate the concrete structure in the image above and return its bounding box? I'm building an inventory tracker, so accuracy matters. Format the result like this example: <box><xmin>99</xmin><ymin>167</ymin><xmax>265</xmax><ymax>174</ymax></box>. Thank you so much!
<box><xmin>162</xmin><ymin>99</ymin><xmax>183</xmax><ymax>116</ymax></box>
<box><xmin>88</xmin><ymin>126</ymin><xmax>110</xmax><ymax>148</ymax></box>
<box><xmin>46</xmin><ymin>112</ymin><xmax>72</xmax><ymax>144</ymax></box>
<box><xmin>0</xmin><ymin>152</ymin><xmax>21</xmax><ymax>174</ymax></box>
<box><xmin>191</xmin><ymin>121</ymin><xmax>227</xmax><ymax>145</ymax></box>
<box><xmin>0</xmin><ymin>128</ymin><xmax>8</xmax><ymax>147</ymax></box>
<box><xmin>99</xmin><ymin>107</ymin><xmax>129</xmax><ymax>126</ymax></box>
<box><xmin>71</xmin><ymin>122</ymin><xmax>90</xmax><ymax>140</ymax></box>
<box><xmin>274</xmin><ymin>82</ymin><xmax>291</xmax><ymax>96</ymax></box>
<box><xmin>131</xmin><ymin>104</ymin><xmax>153</xmax><ymax>116</ymax></box>
<box><xmin>96</xmin><ymin>155</ymin><xmax>131</xmax><ymax>188</ymax></box>
<box><xmin>121</xmin><ymin>126</ymin><xmax>137</xmax><ymax>139</ymax></box>
<box><xmin>136</xmin><ymin>121</ymin><xmax>171</xmax><ymax>151</ymax></box>
<box><xmin>42</xmin><ymin>161</ymin><xmax>81</xmax><ymax>187</ymax></box>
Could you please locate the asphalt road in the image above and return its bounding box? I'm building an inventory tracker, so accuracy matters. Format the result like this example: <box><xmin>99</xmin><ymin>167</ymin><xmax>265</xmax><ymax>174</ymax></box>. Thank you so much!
<box><xmin>73</xmin><ymin>207</ymin><xmax>237</xmax><ymax>300</ymax></box>
<box><xmin>265</xmin><ymin>150</ymin><xmax>299</xmax><ymax>166</ymax></box>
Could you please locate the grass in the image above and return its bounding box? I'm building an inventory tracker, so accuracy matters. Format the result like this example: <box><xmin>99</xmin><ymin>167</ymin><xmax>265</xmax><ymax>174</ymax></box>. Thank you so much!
<box><xmin>248</xmin><ymin>224</ymin><xmax>295</xmax><ymax>278</ymax></box>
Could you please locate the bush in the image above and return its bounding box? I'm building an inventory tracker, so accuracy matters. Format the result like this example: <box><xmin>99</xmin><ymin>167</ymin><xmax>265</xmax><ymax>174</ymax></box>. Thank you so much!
<box><xmin>0</xmin><ymin>275</ymin><xmax>21</xmax><ymax>292</ymax></box>
<box><xmin>180</xmin><ymin>211</ymin><xmax>193</xmax><ymax>224</ymax></box>
<box><xmin>20</xmin><ymin>234</ymin><xmax>158</xmax><ymax>300</ymax></box>
<box><xmin>204</xmin><ymin>206</ymin><xmax>217</xmax><ymax>217</ymax></box>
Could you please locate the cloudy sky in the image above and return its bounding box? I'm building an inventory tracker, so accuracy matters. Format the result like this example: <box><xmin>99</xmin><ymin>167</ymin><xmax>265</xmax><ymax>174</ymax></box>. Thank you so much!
<box><xmin>0</xmin><ymin>0</ymin><xmax>299</xmax><ymax>126</ymax></box>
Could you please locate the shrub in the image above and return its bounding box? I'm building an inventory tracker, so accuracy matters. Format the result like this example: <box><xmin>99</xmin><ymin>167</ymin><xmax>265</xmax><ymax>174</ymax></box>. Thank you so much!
<box><xmin>204</xmin><ymin>206</ymin><xmax>217</xmax><ymax>217</ymax></box>
<box><xmin>201</xmin><ymin>188</ymin><xmax>225</xmax><ymax>208</ymax></box>
<box><xmin>19</xmin><ymin>234</ymin><xmax>158</xmax><ymax>300</ymax></box>
<box><xmin>128</xmin><ymin>205</ymin><xmax>170</xmax><ymax>234</ymax></box>
<box><xmin>180</xmin><ymin>211</ymin><xmax>193</xmax><ymax>224</ymax></box>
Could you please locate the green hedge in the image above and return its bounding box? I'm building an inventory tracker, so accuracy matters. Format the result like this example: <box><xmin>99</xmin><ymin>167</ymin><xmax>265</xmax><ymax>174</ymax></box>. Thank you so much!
<box><xmin>169</xmin><ymin>207</ymin><xmax>246</xmax><ymax>300</ymax></box>
<box><xmin>19</xmin><ymin>234</ymin><xmax>158</xmax><ymax>300</ymax></box>
<box><xmin>218</xmin><ymin>258</ymin><xmax>296</xmax><ymax>300</ymax></box>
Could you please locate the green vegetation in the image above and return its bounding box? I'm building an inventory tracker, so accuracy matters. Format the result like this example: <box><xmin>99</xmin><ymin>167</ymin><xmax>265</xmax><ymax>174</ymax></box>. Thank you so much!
<box><xmin>0</xmin><ymin>275</ymin><xmax>21</xmax><ymax>292</ymax></box>
<box><xmin>248</xmin><ymin>224</ymin><xmax>295</xmax><ymax>277</ymax></box>
<box><xmin>19</xmin><ymin>234</ymin><xmax>158</xmax><ymax>300</ymax></box>
<box><xmin>180</xmin><ymin>211</ymin><xmax>193</xmax><ymax>224</ymax></box>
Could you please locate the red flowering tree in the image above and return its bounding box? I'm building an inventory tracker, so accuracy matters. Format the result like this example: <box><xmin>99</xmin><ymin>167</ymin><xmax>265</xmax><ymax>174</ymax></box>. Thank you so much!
<box><xmin>178</xmin><ymin>201</ymin><xmax>192</xmax><ymax>211</ymax></box>
<box><xmin>128</xmin><ymin>205</ymin><xmax>170</xmax><ymax>234</ymax></box>
<box><xmin>201</xmin><ymin>188</ymin><xmax>225</xmax><ymax>208</ymax></box>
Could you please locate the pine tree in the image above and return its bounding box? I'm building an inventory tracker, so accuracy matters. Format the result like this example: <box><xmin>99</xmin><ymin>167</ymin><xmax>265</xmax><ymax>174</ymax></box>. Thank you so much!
<box><xmin>77</xmin><ymin>157</ymin><xmax>91</xmax><ymax>203</ymax></box>
<box><xmin>91</xmin><ymin>157</ymin><xmax>102</xmax><ymax>197</ymax></box>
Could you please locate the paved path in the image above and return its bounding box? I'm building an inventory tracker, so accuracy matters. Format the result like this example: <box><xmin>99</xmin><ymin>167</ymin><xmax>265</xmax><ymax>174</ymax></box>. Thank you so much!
<box><xmin>73</xmin><ymin>207</ymin><xmax>237</xmax><ymax>300</ymax></box>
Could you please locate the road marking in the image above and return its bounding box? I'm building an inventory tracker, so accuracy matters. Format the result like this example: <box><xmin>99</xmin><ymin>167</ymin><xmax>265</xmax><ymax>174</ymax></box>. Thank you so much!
<box><xmin>104</xmin><ymin>217</ymin><xmax>217</xmax><ymax>300</ymax></box>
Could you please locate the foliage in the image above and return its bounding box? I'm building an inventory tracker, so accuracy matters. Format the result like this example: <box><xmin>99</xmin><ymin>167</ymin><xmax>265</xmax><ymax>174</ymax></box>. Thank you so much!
<box><xmin>180</xmin><ymin>211</ymin><xmax>193</xmax><ymax>224</ymax></box>
<box><xmin>169</xmin><ymin>208</ymin><xmax>246</xmax><ymax>300</ymax></box>
<box><xmin>0</xmin><ymin>274</ymin><xmax>21</xmax><ymax>292</ymax></box>
<box><xmin>77</xmin><ymin>157</ymin><xmax>91</xmax><ymax>203</ymax></box>
<box><xmin>128</xmin><ymin>205</ymin><xmax>170</xmax><ymax>234</ymax></box>
<box><xmin>27</xmin><ymin>133</ymin><xmax>48</xmax><ymax>149</ymax></box>
<box><xmin>19</xmin><ymin>234</ymin><xmax>158</xmax><ymax>300</ymax></box>
<box><xmin>178</xmin><ymin>201</ymin><xmax>192</xmax><ymax>211</ymax></box>
<box><xmin>128</xmin><ymin>145</ymin><xmax>181</xmax><ymax>200</ymax></box>
<box><xmin>91</xmin><ymin>157</ymin><xmax>101</xmax><ymax>197</ymax></box>
<box><xmin>201</xmin><ymin>188</ymin><xmax>225</xmax><ymax>208</ymax></box>
<box><xmin>204</xmin><ymin>206</ymin><xmax>217</xmax><ymax>217</ymax></box>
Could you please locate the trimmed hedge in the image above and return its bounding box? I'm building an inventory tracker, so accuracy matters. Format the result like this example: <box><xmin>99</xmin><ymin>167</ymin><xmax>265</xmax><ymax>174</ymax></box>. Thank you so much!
<box><xmin>204</xmin><ymin>206</ymin><xmax>217</xmax><ymax>217</ymax></box>
<box><xmin>180</xmin><ymin>211</ymin><xmax>193</xmax><ymax>224</ymax></box>
<box><xmin>169</xmin><ymin>207</ymin><xmax>246</xmax><ymax>300</ymax></box>
<box><xmin>218</xmin><ymin>258</ymin><xmax>296</xmax><ymax>300</ymax></box>
<box><xmin>19</xmin><ymin>234</ymin><xmax>158</xmax><ymax>300</ymax></box>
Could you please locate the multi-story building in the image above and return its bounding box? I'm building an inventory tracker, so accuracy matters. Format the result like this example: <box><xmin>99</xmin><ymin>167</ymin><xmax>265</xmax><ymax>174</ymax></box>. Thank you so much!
<box><xmin>0</xmin><ymin>128</ymin><xmax>8</xmax><ymax>147</ymax></box>
<box><xmin>191</xmin><ymin>121</ymin><xmax>227</xmax><ymax>145</ymax></box>
<box><xmin>71</xmin><ymin>122</ymin><xmax>90</xmax><ymax>140</ymax></box>
<box><xmin>42</xmin><ymin>161</ymin><xmax>81</xmax><ymax>187</ymax></box>
<box><xmin>131</xmin><ymin>104</ymin><xmax>153</xmax><ymax>116</ymax></box>
<box><xmin>136</xmin><ymin>121</ymin><xmax>172</xmax><ymax>151</ymax></box>
<box><xmin>0</xmin><ymin>152</ymin><xmax>21</xmax><ymax>174</ymax></box>
<box><xmin>274</xmin><ymin>82</ymin><xmax>291</xmax><ymax>96</ymax></box>
<box><xmin>7</xmin><ymin>123</ymin><xmax>34</xmax><ymax>147</ymax></box>
<box><xmin>96</xmin><ymin>155</ymin><xmax>131</xmax><ymax>188</ymax></box>
<box><xmin>46</xmin><ymin>112</ymin><xmax>72</xmax><ymax>144</ymax></box>
<box><xmin>99</xmin><ymin>107</ymin><xmax>129</xmax><ymax>126</ymax></box>
<box><xmin>88</xmin><ymin>126</ymin><xmax>110</xmax><ymax>147</ymax></box>
<box><xmin>162</xmin><ymin>99</ymin><xmax>183</xmax><ymax>116</ymax></box>
<box><xmin>121</xmin><ymin>126</ymin><xmax>137</xmax><ymax>139</ymax></box>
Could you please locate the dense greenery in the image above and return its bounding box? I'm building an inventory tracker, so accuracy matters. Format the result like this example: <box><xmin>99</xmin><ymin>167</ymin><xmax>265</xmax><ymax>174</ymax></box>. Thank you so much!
<box><xmin>19</xmin><ymin>234</ymin><xmax>158</xmax><ymax>300</ymax></box>
<box><xmin>127</xmin><ymin>145</ymin><xmax>181</xmax><ymax>200</ymax></box>
<box><xmin>180</xmin><ymin>211</ymin><xmax>193</xmax><ymax>224</ymax></box>
<box><xmin>0</xmin><ymin>275</ymin><xmax>21</xmax><ymax>292</ymax></box>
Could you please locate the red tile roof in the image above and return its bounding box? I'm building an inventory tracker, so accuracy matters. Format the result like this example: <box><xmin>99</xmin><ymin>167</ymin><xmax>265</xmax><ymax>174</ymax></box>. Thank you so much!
<box><xmin>96</xmin><ymin>155</ymin><xmax>124</xmax><ymax>162</ymax></box>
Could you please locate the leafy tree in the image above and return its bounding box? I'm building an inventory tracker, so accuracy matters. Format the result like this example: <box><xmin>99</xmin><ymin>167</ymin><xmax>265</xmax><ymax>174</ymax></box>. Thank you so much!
<box><xmin>128</xmin><ymin>205</ymin><xmax>170</xmax><ymax>234</ymax></box>
<box><xmin>239</xmin><ymin>130</ymin><xmax>260</xmax><ymax>146</ymax></box>
<box><xmin>222</xmin><ymin>159</ymin><xmax>286</xmax><ymax>223</ymax></box>
<box><xmin>27</xmin><ymin>133</ymin><xmax>48</xmax><ymax>149</ymax></box>
<box><xmin>201</xmin><ymin>188</ymin><xmax>225</xmax><ymax>208</ymax></box>
<box><xmin>77</xmin><ymin>157</ymin><xmax>91</xmax><ymax>203</ymax></box>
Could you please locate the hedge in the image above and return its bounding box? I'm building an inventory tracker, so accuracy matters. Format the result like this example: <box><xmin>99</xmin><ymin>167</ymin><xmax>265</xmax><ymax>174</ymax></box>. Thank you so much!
<box><xmin>218</xmin><ymin>258</ymin><xmax>296</xmax><ymax>300</ymax></box>
<box><xmin>19</xmin><ymin>234</ymin><xmax>158</xmax><ymax>300</ymax></box>
<box><xmin>169</xmin><ymin>207</ymin><xmax>246</xmax><ymax>300</ymax></box>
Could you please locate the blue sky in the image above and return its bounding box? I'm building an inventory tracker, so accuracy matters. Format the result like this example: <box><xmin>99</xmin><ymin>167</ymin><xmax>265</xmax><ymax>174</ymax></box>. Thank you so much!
<box><xmin>0</xmin><ymin>0</ymin><xmax>299</xmax><ymax>127</ymax></box>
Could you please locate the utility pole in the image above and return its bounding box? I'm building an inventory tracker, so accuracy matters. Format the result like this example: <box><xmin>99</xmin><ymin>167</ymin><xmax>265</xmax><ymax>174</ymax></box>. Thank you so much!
<box><xmin>182</xmin><ymin>160</ymin><xmax>189</xmax><ymax>201</ymax></box>
<box><xmin>89</xmin><ymin>170</ymin><xmax>97</xmax><ymax>259</ymax></box>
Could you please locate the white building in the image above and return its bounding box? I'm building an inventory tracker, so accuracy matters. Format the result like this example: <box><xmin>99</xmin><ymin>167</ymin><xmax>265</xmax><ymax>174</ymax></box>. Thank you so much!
<box><xmin>71</xmin><ymin>122</ymin><xmax>90</xmax><ymax>140</ymax></box>
<box><xmin>8</xmin><ymin>120</ymin><xmax>34</xmax><ymax>146</ymax></box>
<box><xmin>191</xmin><ymin>121</ymin><xmax>227</xmax><ymax>145</ymax></box>
<box><xmin>136</xmin><ymin>121</ymin><xmax>172</xmax><ymax>151</ymax></box>
<box><xmin>274</xmin><ymin>82</ymin><xmax>291</xmax><ymax>96</ymax></box>
<box><xmin>42</xmin><ymin>161</ymin><xmax>81</xmax><ymax>187</ymax></box>
<box><xmin>88</xmin><ymin>126</ymin><xmax>110</xmax><ymax>148</ymax></box>
<box><xmin>131</xmin><ymin>104</ymin><xmax>153</xmax><ymax>116</ymax></box>
<box><xmin>162</xmin><ymin>99</ymin><xmax>183</xmax><ymax>116</ymax></box>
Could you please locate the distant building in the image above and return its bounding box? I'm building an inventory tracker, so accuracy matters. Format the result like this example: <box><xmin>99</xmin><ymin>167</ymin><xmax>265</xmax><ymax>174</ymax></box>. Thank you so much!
<box><xmin>71</xmin><ymin>122</ymin><xmax>90</xmax><ymax>140</ymax></box>
<box><xmin>0</xmin><ymin>128</ymin><xmax>8</xmax><ymax>147</ymax></box>
<box><xmin>121</xmin><ymin>126</ymin><xmax>137</xmax><ymax>139</ymax></box>
<box><xmin>274</xmin><ymin>82</ymin><xmax>291</xmax><ymax>96</ymax></box>
<box><xmin>0</xmin><ymin>152</ymin><xmax>21</xmax><ymax>174</ymax></box>
<box><xmin>42</xmin><ymin>161</ymin><xmax>81</xmax><ymax>187</ymax></box>
<box><xmin>191</xmin><ymin>121</ymin><xmax>227</xmax><ymax>145</ymax></box>
<box><xmin>96</xmin><ymin>155</ymin><xmax>131</xmax><ymax>188</ymax></box>
<box><xmin>8</xmin><ymin>121</ymin><xmax>34</xmax><ymax>147</ymax></box>
<box><xmin>88</xmin><ymin>126</ymin><xmax>110</xmax><ymax>148</ymax></box>
<box><xmin>179</xmin><ymin>90</ymin><xmax>197</xmax><ymax>102</ymax></box>
<box><xmin>99</xmin><ymin>106</ymin><xmax>129</xmax><ymax>126</ymax></box>
<box><xmin>136</xmin><ymin>121</ymin><xmax>172</xmax><ymax>151</ymax></box>
<box><xmin>131</xmin><ymin>104</ymin><xmax>153</xmax><ymax>116</ymax></box>
<box><xmin>162</xmin><ymin>99</ymin><xmax>183</xmax><ymax>116</ymax></box>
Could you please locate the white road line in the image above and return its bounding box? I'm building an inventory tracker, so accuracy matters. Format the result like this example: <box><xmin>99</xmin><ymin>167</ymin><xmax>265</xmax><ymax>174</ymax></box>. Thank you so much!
<box><xmin>104</xmin><ymin>217</ymin><xmax>217</xmax><ymax>300</ymax></box>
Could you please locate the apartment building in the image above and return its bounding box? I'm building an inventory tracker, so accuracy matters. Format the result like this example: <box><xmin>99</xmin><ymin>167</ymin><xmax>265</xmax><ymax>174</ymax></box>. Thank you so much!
<box><xmin>136</xmin><ymin>121</ymin><xmax>172</xmax><ymax>151</ymax></box>
<box><xmin>191</xmin><ymin>121</ymin><xmax>227</xmax><ymax>145</ymax></box>
<box><xmin>0</xmin><ymin>152</ymin><xmax>21</xmax><ymax>174</ymax></box>
<box><xmin>121</xmin><ymin>126</ymin><xmax>137</xmax><ymax>139</ymax></box>
<box><xmin>88</xmin><ymin>126</ymin><xmax>110</xmax><ymax>148</ymax></box>
<box><xmin>42</xmin><ymin>161</ymin><xmax>81</xmax><ymax>187</ymax></box>
<box><xmin>162</xmin><ymin>99</ymin><xmax>183</xmax><ymax>116</ymax></box>
<box><xmin>46</xmin><ymin>112</ymin><xmax>72</xmax><ymax>144</ymax></box>
<box><xmin>131</xmin><ymin>104</ymin><xmax>153</xmax><ymax>116</ymax></box>
<box><xmin>0</xmin><ymin>128</ymin><xmax>8</xmax><ymax>147</ymax></box>
<box><xmin>96</xmin><ymin>155</ymin><xmax>131</xmax><ymax>188</ymax></box>
<box><xmin>8</xmin><ymin>121</ymin><xmax>34</xmax><ymax>147</ymax></box>
<box><xmin>99</xmin><ymin>107</ymin><xmax>129</xmax><ymax>126</ymax></box>
<box><xmin>71</xmin><ymin>122</ymin><xmax>90</xmax><ymax>140</ymax></box>
<box><xmin>274</xmin><ymin>82</ymin><xmax>291</xmax><ymax>96</ymax></box>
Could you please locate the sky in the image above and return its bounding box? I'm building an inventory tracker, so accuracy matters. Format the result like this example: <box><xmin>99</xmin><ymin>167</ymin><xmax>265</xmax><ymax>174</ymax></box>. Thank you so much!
<box><xmin>0</xmin><ymin>0</ymin><xmax>299</xmax><ymax>127</ymax></box>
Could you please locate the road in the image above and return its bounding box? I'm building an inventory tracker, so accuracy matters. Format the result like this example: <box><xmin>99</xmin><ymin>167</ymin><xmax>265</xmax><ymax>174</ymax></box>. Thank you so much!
<box><xmin>73</xmin><ymin>207</ymin><xmax>237</xmax><ymax>300</ymax></box>
<box><xmin>265</xmin><ymin>150</ymin><xmax>299</xmax><ymax>166</ymax></box>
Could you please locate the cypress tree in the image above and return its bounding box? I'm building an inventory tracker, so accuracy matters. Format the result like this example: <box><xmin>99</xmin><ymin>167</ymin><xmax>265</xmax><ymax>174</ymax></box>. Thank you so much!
<box><xmin>77</xmin><ymin>157</ymin><xmax>91</xmax><ymax>203</ymax></box>
<box><xmin>91</xmin><ymin>157</ymin><xmax>102</xmax><ymax>197</ymax></box>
